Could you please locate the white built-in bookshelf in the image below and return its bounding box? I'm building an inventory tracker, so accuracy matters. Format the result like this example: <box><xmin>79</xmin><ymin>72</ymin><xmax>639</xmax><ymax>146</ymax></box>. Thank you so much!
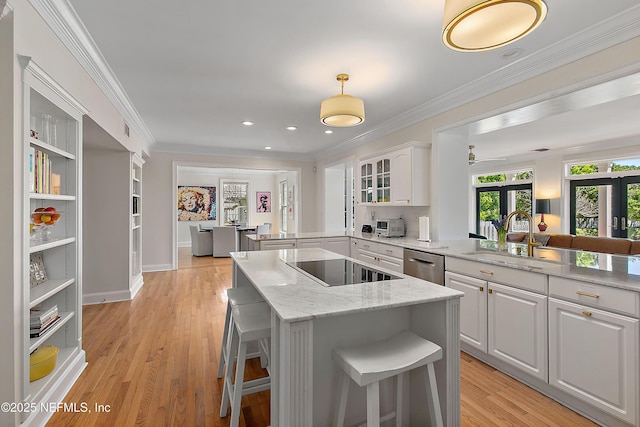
<box><xmin>20</xmin><ymin>56</ymin><xmax>86</xmax><ymax>426</ymax></box>
<box><xmin>131</xmin><ymin>154</ymin><xmax>144</xmax><ymax>295</ymax></box>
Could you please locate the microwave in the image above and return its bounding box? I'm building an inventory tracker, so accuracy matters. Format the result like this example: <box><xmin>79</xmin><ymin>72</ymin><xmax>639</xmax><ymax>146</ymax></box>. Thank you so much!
<box><xmin>376</xmin><ymin>219</ymin><xmax>405</xmax><ymax>237</ymax></box>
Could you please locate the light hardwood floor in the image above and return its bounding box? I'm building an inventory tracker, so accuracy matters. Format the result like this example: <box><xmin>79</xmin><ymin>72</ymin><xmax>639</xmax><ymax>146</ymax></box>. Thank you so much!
<box><xmin>48</xmin><ymin>248</ymin><xmax>597</xmax><ymax>427</ymax></box>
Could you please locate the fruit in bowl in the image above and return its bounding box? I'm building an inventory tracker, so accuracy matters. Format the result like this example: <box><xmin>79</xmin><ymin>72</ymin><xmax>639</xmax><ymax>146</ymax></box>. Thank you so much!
<box><xmin>31</xmin><ymin>207</ymin><xmax>62</xmax><ymax>241</ymax></box>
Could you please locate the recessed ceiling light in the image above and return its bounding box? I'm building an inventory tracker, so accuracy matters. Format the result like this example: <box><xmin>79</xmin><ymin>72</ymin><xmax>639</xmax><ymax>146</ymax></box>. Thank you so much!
<box><xmin>264</xmin><ymin>146</ymin><xmax>272</xmax><ymax>150</ymax></box>
<box><xmin>286</xmin><ymin>126</ymin><xmax>297</xmax><ymax>131</ymax></box>
<box><xmin>242</xmin><ymin>121</ymin><xmax>254</xmax><ymax>126</ymax></box>
<box><xmin>324</xmin><ymin>130</ymin><xmax>333</xmax><ymax>134</ymax></box>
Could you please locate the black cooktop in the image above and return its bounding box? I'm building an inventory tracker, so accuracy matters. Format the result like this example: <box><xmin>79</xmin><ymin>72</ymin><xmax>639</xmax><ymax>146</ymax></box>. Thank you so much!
<box><xmin>287</xmin><ymin>259</ymin><xmax>401</xmax><ymax>287</ymax></box>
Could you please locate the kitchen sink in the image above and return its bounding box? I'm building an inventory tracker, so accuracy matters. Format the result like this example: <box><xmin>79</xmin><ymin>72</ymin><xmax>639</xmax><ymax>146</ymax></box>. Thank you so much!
<box><xmin>463</xmin><ymin>250</ymin><xmax>563</xmax><ymax>270</ymax></box>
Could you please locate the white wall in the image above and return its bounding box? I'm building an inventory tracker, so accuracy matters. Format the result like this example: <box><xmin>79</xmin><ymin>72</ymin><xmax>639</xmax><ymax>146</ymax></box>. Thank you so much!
<box><xmin>83</xmin><ymin>148</ymin><xmax>131</xmax><ymax>302</ymax></box>
<box><xmin>0</xmin><ymin>7</ymin><xmax>16</xmax><ymax>425</ymax></box>
<box><xmin>177</xmin><ymin>170</ymin><xmax>278</xmax><ymax>247</ymax></box>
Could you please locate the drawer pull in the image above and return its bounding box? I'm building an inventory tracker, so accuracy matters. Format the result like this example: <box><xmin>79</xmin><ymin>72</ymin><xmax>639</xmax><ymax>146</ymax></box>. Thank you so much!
<box><xmin>479</xmin><ymin>269</ymin><xmax>494</xmax><ymax>276</ymax></box>
<box><xmin>576</xmin><ymin>291</ymin><xmax>599</xmax><ymax>299</ymax></box>
<box><xmin>582</xmin><ymin>311</ymin><xmax>592</xmax><ymax>317</ymax></box>
<box><xmin>488</xmin><ymin>289</ymin><xmax>493</xmax><ymax>294</ymax></box>
<box><xmin>479</xmin><ymin>286</ymin><xmax>484</xmax><ymax>292</ymax></box>
<box><xmin>385</xmin><ymin>249</ymin><xmax>393</xmax><ymax>253</ymax></box>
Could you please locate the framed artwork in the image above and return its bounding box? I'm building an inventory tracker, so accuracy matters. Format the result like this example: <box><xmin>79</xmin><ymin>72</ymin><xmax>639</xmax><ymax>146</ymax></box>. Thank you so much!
<box><xmin>256</xmin><ymin>191</ymin><xmax>271</xmax><ymax>213</ymax></box>
<box><xmin>178</xmin><ymin>186</ymin><xmax>216</xmax><ymax>221</ymax></box>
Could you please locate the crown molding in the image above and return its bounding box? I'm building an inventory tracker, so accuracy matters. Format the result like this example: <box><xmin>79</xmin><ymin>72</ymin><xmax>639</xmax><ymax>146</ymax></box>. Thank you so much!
<box><xmin>29</xmin><ymin>0</ymin><xmax>154</xmax><ymax>153</ymax></box>
<box><xmin>153</xmin><ymin>142</ymin><xmax>313</xmax><ymax>163</ymax></box>
<box><xmin>1</xmin><ymin>1</ymin><xmax>13</xmax><ymax>20</ymax></box>
<box><xmin>316</xmin><ymin>5</ymin><xmax>640</xmax><ymax>160</ymax></box>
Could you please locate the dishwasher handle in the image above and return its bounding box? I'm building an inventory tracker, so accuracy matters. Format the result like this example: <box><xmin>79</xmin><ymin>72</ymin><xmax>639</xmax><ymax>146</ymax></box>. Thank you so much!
<box><xmin>408</xmin><ymin>257</ymin><xmax>436</xmax><ymax>266</ymax></box>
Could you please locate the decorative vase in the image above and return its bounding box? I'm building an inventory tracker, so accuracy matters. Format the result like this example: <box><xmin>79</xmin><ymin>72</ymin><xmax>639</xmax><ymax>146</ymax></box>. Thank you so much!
<box><xmin>497</xmin><ymin>228</ymin><xmax>507</xmax><ymax>250</ymax></box>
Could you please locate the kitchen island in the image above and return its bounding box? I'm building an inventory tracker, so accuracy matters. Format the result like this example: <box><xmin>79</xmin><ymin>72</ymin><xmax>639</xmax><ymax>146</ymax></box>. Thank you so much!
<box><xmin>231</xmin><ymin>248</ymin><xmax>463</xmax><ymax>426</ymax></box>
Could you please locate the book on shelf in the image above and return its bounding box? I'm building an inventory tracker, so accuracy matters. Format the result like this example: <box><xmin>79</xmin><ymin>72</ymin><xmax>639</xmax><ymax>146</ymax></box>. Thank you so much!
<box><xmin>29</xmin><ymin>146</ymin><xmax>35</xmax><ymax>192</ymax></box>
<box><xmin>32</xmin><ymin>148</ymin><xmax>53</xmax><ymax>194</ymax></box>
<box><xmin>30</xmin><ymin>304</ymin><xmax>58</xmax><ymax>325</ymax></box>
<box><xmin>30</xmin><ymin>315</ymin><xmax>61</xmax><ymax>337</ymax></box>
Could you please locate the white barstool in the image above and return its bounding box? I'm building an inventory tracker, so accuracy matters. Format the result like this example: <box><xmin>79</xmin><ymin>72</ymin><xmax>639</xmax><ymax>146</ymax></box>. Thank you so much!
<box><xmin>217</xmin><ymin>287</ymin><xmax>265</xmax><ymax>378</ymax></box>
<box><xmin>220</xmin><ymin>301</ymin><xmax>271</xmax><ymax>427</ymax></box>
<box><xmin>333</xmin><ymin>330</ymin><xmax>444</xmax><ymax>427</ymax></box>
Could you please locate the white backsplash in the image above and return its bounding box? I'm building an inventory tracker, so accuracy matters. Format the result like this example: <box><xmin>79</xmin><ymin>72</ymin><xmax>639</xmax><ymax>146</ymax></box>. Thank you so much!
<box><xmin>358</xmin><ymin>205</ymin><xmax>430</xmax><ymax>238</ymax></box>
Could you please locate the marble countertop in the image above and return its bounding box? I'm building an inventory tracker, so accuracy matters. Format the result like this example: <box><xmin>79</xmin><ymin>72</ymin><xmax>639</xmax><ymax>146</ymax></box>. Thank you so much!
<box><xmin>231</xmin><ymin>248</ymin><xmax>463</xmax><ymax>323</ymax></box>
<box><xmin>246</xmin><ymin>231</ymin><xmax>640</xmax><ymax>292</ymax></box>
<box><xmin>247</xmin><ymin>231</ymin><xmax>350</xmax><ymax>240</ymax></box>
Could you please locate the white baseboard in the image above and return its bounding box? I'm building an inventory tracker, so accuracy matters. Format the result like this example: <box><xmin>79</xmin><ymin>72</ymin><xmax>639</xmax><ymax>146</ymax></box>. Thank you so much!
<box><xmin>83</xmin><ymin>289</ymin><xmax>132</xmax><ymax>305</ymax></box>
<box><xmin>143</xmin><ymin>264</ymin><xmax>173</xmax><ymax>272</ymax></box>
<box><xmin>130</xmin><ymin>275</ymin><xmax>144</xmax><ymax>299</ymax></box>
<box><xmin>22</xmin><ymin>350</ymin><xmax>86</xmax><ymax>427</ymax></box>
<box><xmin>178</xmin><ymin>241</ymin><xmax>190</xmax><ymax>247</ymax></box>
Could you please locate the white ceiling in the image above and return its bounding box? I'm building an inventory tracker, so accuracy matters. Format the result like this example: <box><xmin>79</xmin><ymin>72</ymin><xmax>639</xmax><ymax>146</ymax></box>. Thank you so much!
<box><xmin>57</xmin><ymin>0</ymin><xmax>640</xmax><ymax>162</ymax></box>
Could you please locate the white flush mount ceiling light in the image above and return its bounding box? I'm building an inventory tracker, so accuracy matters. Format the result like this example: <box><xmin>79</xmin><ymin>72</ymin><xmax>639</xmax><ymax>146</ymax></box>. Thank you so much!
<box><xmin>442</xmin><ymin>0</ymin><xmax>547</xmax><ymax>52</ymax></box>
<box><xmin>320</xmin><ymin>74</ymin><xmax>365</xmax><ymax>127</ymax></box>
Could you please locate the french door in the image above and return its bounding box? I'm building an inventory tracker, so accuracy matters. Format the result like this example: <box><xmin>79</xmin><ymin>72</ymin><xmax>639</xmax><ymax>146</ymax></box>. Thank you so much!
<box><xmin>569</xmin><ymin>176</ymin><xmax>640</xmax><ymax>239</ymax></box>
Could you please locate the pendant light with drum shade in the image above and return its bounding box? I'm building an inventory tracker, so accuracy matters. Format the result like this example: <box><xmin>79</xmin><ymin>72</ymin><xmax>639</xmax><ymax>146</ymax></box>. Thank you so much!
<box><xmin>320</xmin><ymin>74</ymin><xmax>365</xmax><ymax>127</ymax></box>
<box><xmin>442</xmin><ymin>0</ymin><xmax>547</xmax><ymax>52</ymax></box>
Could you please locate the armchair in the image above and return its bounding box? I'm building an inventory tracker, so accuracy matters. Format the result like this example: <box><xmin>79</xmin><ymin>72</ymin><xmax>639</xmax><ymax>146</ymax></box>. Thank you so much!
<box><xmin>190</xmin><ymin>225</ymin><xmax>213</xmax><ymax>256</ymax></box>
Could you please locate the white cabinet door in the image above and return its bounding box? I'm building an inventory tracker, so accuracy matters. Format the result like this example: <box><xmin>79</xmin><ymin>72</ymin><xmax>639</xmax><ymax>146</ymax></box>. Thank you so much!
<box><xmin>323</xmin><ymin>237</ymin><xmax>349</xmax><ymax>256</ymax></box>
<box><xmin>356</xmin><ymin>248</ymin><xmax>378</xmax><ymax>265</ymax></box>
<box><xmin>391</xmin><ymin>147</ymin><xmax>412</xmax><ymax>205</ymax></box>
<box><xmin>260</xmin><ymin>240</ymin><xmax>297</xmax><ymax>250</ymax></box>
<box><xmin>445</xmin><ymin>272</ymin><xmax>487</xmax><ymax>352</ymax></box>
<box><xmin>488</xmin><ymin>282</ymin><xmax>548</xmax><ymax>381</ymax></box>
<box><xmin>296</xmin><ymin>238</ymin><xmax>323</xmax><ymax>249</ymax></box>
<box><xmin>377</xmin><ymin>254</ymin><xmax>403</xmax><ymax>273</ymax></box>
<box><xmin>549</xmin><ymin>298</ymin><xmax>639</xmax><ymax>425</ymax></box>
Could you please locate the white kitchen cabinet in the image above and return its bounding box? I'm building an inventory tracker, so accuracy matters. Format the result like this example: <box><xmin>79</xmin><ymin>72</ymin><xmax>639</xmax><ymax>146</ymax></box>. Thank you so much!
<box><xmin>259</xmin><ymin>239</ymin><xmax>297</xmax><ymax>250</ymax></box>
<box><xmin>322</xmin><ymin>236</ymin><xmax>350</xmax><ymax>256</ymax></box>
<box><xmin>549</xmin><ymin>298</ymin><xmax>638</xmax><ymax>425</ymax></box>
<box><xmin>445</xmin><ymin>272</ymin><xmax>487</xmax><ymax>351</ymax></box>
<box><xmin>357</xmin><ymin>142</ymin><xmax>430</xmax><ymax>206</ymax></box>
<box><xmin>390</xmin><ymin>145</ymin><xmax>430</xmax><ymax>206</ymax></box>
<box><xmin>20</xmin><ymin>56</ymin><xmax>86</xmax><ymax>426</ymax></box>
<box><xmin>445</xmin><ymin>261</ymin><xmax>548</xmax><ymax>381</ymax></box>
<box><xmin>488</xmin><ymin>282</ymin><xmax>547</xmax><ymax>381</ymax></box>
<box><xmin>295</xmin><ymin>238</ymin><xmax>323</xmax><ymax>249</ymax></box>
<box><xmin>291</xmin><ymin>237</ymin><xmax>349</xmax><ymax>256</ymax></box>
<box><xmin>353</xmin><ymin>239</ymin><xmax>404</xmax><ymax>273</ymax></box>
<box><xmin>548</xmin><ymin>274</ymin><xmax>640</xmax><ymax>426</ymax></box>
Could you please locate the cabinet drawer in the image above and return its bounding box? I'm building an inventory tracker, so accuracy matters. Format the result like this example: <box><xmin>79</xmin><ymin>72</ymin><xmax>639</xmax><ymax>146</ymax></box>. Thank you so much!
<box><xmin>446</xmin><ymin>257</ymin><xmax>547</xmax><ymax>294</ymax></box>
<box><xmin>549</xmin><ymin>276</ymin><xmax>640</xmax><ymax>317</ymax></box>
<box><xmin>376</xmin><ymin>242</ymin><xmax>403</xmax><ymax>259</ymax></box>
<box><xmin>358</xmin><ymin>240</ymin><xmax>377</xmax><ymax>252</ymax></box>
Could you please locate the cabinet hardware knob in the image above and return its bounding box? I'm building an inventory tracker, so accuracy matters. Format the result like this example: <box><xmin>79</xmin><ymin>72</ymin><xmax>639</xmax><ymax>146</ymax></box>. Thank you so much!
<box><xmin>479</xmin><ymin>286</ymin><xmax>484</xmax><ymax>292</ymax></box>
<box><xmin>582</xmin><ymin>311</ymin><xmax>592</xmax><ymax>317</ymax></box>
<box><xmin>488</xmin><ymin>289</ymin><xmax>493</xmax><ymax>294</ymax></box>
<box><xmin>479</xmin><ymin>269</ymin><xmax>494</xmax><ymax>275</ymax></box>
<box><xmin>576</xmin><ymin>291</ymin><xmax>599</xmax><ymax>299</ymax></box>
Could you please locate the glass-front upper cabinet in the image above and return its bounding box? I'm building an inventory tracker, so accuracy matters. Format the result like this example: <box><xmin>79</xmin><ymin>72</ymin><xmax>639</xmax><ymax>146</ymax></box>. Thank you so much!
<box><xmin>376</xmin><ymin>158</ymin><xmax>391</xmax><ymax>203</ymax></box>
<box><xmin>360</xmin><ymin>162</ymin><xmax>373</xmax><ymax>203</ymax></box>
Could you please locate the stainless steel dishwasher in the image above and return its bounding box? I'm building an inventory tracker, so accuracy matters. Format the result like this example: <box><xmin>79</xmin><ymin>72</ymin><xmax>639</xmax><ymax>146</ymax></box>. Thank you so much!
<box><xmin>403</xmin><ymin>249</ymin><xmax>445</xmax><ymax>285</ymax></box>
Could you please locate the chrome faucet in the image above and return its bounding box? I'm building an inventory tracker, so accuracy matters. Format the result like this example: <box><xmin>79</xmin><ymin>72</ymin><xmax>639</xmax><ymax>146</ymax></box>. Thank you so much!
<box><xmin>504</xmin><ymin>210</ymin><xmax>539</xmax><ymax>257</ymax></box>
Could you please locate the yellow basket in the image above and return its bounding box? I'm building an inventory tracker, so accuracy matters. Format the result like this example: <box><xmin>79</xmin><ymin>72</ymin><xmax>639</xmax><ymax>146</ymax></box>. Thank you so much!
<box><xmin>30</xmin><ymin>346</ymin><xmax>59</xmax><ymax>382</ymax></box>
